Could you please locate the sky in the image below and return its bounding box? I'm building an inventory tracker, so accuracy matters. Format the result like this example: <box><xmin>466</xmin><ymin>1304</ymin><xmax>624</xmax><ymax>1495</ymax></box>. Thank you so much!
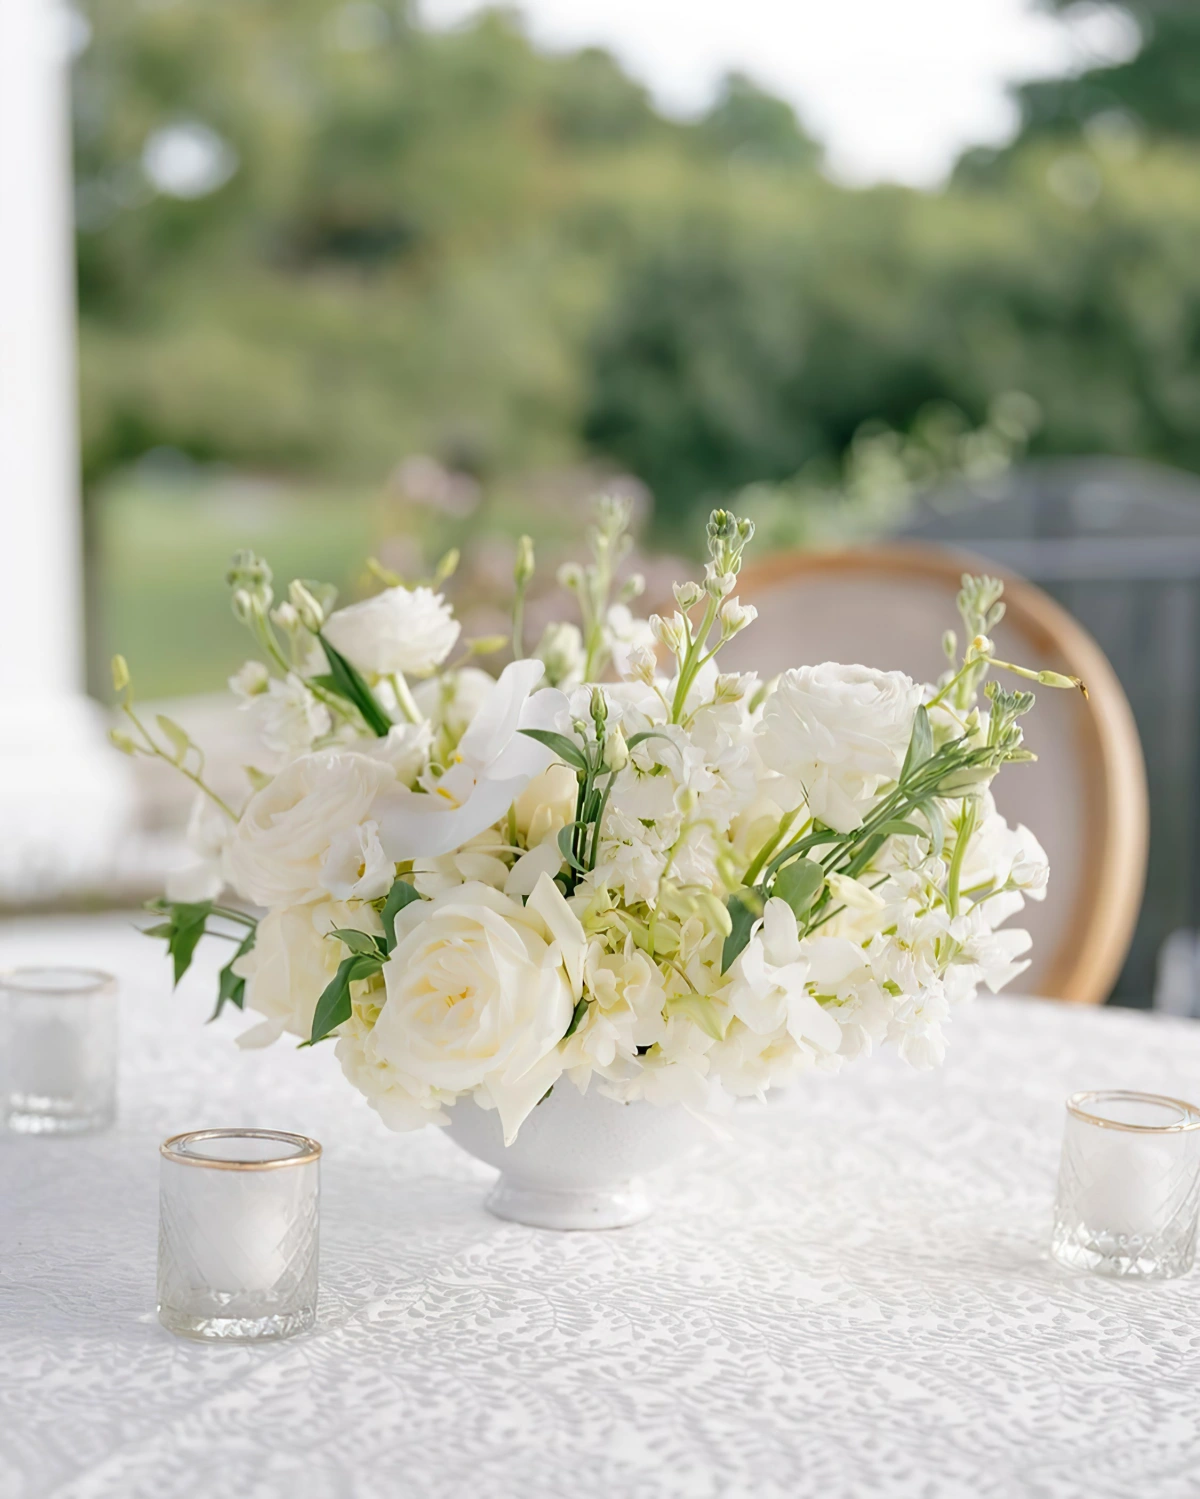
<box><xmin>420</xmin><ymin>0</ymin><xmax>1141</xmax><ymax>187</ymax></box>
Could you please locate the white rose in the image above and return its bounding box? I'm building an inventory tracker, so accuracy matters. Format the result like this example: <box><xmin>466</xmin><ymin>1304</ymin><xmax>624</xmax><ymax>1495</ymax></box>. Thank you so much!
<box><xmin>226</xmin><ymin>750</ymin><xmax>395</xmax><ymax>907</ymax></box>
<box><xmin>233</xmin><ymin>899</ymin><xmax>383</xmax><ymax>1048</ymax></box>
<box><xmin>323</xmin><ymin>585</ymin><xmax>459</xmax><ymax>677</ymax></box>
<box><xmin>758</xmin><ymin>663</ymin><xmax>921</xmax><ymax>833</ymax></box>
<box><xmin>366</xmin><ymin>875</ymin><xmax>583</xmax><ymax>1142</ymax></box>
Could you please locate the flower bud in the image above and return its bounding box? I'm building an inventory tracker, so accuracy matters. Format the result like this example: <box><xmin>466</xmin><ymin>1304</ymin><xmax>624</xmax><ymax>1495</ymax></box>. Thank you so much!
<box><xmin>288</xmin><ymin>579</ymin><xmax>326</xmax><ymax>633</ymax></box>
<box><xmin>619</xmin><ymin>572</ymin><xmax>645</xmax><ymax>603</ymax></box>
<box><xmin>650</xmin><ymin>612</ymin><xmax>685</xmax><ymax>654</ymax></box>
<box><xmin>942</xmin><ymin>629</ymin><xmax>957</xmax><ymax>662</ymax></box>
<box><xmin>971</xmin><ymin>634</ymin><xmax>994</xmax><ymax>657</ymax></box>
<box><xmin>231</xmin><ymin>588</ymin><xmax>255</xmax><ymax>624</ymax></box>
<box><xmin>271</xmin><ymin>601</ymin><xmax>300</xmax><ymax>631</ymax></box>
<box><xmin>673</xmin><ymin>580</ymin><xmax>703</xmax><ymax>611</ymax></box>
<box><xmin>108</xmin><ymin>728</ymin><xmax>137</xmax><ymax>756</ymax></box>
<box><xmin>557</xmin><ymin>561</ymin><xmax>584</xmax><ymax>591</ymax></box>
<box><xmin>603</xmin><ymin>724</ymin><xmax>629</xmax><ymax>772</ymax></box>
<box><xmin>110</xmin><ymin>654</ymin><xmax>130</xmax><ymax>693</ymax></box>
<box><xmin>513</xmin><ymin>534</ymin><xmax>535</xmax><ymax>587</ymax></box>
<box><xmin>590</xmin><ymin>686</ymin><xmax>609</xmax><ymax>731</ymax></box>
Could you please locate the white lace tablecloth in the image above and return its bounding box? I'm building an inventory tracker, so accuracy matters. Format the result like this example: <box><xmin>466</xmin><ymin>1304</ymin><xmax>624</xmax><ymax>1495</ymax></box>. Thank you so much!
<box><xmin>4</xmin><ymin>913</ymin><xmax>1200</xmax><ymax>1499</ymax></box>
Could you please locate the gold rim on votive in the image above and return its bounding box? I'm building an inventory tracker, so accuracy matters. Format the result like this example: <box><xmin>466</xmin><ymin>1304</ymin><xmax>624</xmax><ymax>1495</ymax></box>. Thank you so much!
<box><xmin>1065</xmin><ymin>1089</ymin><xmax>1200</xmax><ymax>1134</ymax></box>
<box><xmin>0</xmin><ymin>967</ymin><xmax>116</xmax><ymax>997</ymax></box>
<box><xmin>160</xmin><ymin>1128</ymin><xmax>322</xmax><ymax>1171</ymax></box>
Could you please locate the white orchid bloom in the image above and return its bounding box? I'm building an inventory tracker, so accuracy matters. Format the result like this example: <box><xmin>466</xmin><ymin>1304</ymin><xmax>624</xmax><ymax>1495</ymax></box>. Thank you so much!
<box><xmin>375</xmin><ymin>659</ymin><xmax>570</xmax><ymax>861</ymax></box>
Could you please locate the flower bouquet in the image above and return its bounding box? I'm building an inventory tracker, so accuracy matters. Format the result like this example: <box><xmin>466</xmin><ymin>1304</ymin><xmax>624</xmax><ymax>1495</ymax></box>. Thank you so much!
<box><xmin>117</xmin><ymin>500</ymin><xmax>1080</xmax><ymax>1223</ymax></box>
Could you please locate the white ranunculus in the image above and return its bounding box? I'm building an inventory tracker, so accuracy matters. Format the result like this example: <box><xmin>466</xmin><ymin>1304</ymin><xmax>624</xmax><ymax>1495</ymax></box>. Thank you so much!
<box><xmin>367</xmin><ymin>876</ymin><xmax>583</xmax><ymax>1142</ymax></box>
<box><xmin>226</xmin><ymin>750</ymin><xmax>396</xmax><ymax>907</ymax></box>
<box><xmin>758</xmin><ymin>663</ymin><xmax>922</xmax><ymax>833</ymax></box>
<box><xmin>376</xmin><ymin>659</ymin><xmax>568</xmax><ymax>861</ymax></box>
<box><xmin>233</xmin><ymin>899</ymin><xmax>383</xmax><ymax>1048</ymax></box>
<box><xmin>323</xmin><ymin>584</ymin><xmax>460</xmax><ymax>677</ymax></box>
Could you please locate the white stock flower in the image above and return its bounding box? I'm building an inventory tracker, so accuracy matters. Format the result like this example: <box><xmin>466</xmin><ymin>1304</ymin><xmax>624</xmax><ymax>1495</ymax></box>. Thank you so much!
<box><xmin>165</xmin><ymin>794</ymin><xmax>233</xmax><ymax>902</ymax></box>
<box><xmin>367</xmin><ymin>876</ymin><xmax>583</xmax><ymax>1142</ymax></box>
<box><xmin>233</xmin><ymin>899</ymin><xmax>383</xmax><ymax>1048</ymax></box>
<box><xmin>323</xmin><ymin>584</ymin><xmax>460</xmax><ymax>677</ymax></box>
<box><xmin>229</xmin><ymin>660</ymin><xmax>269</xmax><ymax>703</ymax></box>
<box><xmin>604</xmin><ymin>603</ymin><xmax>657</xmax><ymax>680</ymax></box>
<box><xmin>319</xmin><ymin>819</ymin><xmax>394</xmax><ymax>901</ymax></box>
<box><xmin>413</xmin><ymin>666</ymin><xmax>494</xmax><ymax>743</ymax></box>
<box><xmin>358</xmin><ymin>720</ymin><xmax>433</xmax><ymax>787</ymax></box>
<box><xmin>258</xmin><ymin>673</ymin><xmax>331</xmax><ymax>757</ymax></box>
<box><xmin>226</xmin><ymin>750</ymin><xmax>395</xmax><ymax>907</ymax></box>
<box><xmin>758</xmin><ymin>663</ymin><xmax>922</xmax><ymax>833</ymax></box>
<box><xmin>534</xmin><ymin>621</ymin><xmax>585</xmax><ymax>687</ymax></box>
<box><xmin>376</xmin><ymin>659</ymin><xmax>568</xmax><ymax>861</ymax></box>
<box><xmin>724</xmin><ymin>899</ymin><xmax>845</xmax><ymax>1053</ymax></box>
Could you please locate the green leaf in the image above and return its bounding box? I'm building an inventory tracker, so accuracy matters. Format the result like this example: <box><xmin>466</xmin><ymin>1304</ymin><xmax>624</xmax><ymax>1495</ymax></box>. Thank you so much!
<box><xmin>317</xmin><ymin>634</ymin><xmax>392</xmax><ymax>737</ymax></box>
<box><xmin>211</xmin><ymin>926</ymin><xmax>256</xmax><ymax>1021</ymax></box>
<box><xmin>721</xmin><ymin>889</ymin><xmax>761</xmax><ymax>973</ymax></box>
<box><xmin>309</xmin><ymin>952</ymin><xmax>383</xmax><ymax>1045</ymax></box>
<box><xmin>558</xmin><ymin>822</ymin><xmax>587</xmax><ymax>874</ymax></box>
<box><xmin>518</xmin><ymin>728</ymin><xmax>588</xmax><ymax>772</ymax></box>
<box><xmin>625</xmin><ymin>729</ymin><xmax>671</xmax><ymax>750</ymax></box>
<box><xmin>874</xmin><ymin>820</ymin><xmax>926</xmax><ymax>839</ymax></box>
<box><xmin>304</xmin><ymin>673</ymin><xmax>340</xmax><ymax>694</ymax></box>
<box><xmin>328</xmin><ymin>927</ymin><xmax>386</xmax><ymax>958</ymax></box>
<box><xmin>155</xmin><ymin>714</ymin><xmax>192</xmax><ymax>763</ymax></box>
<box><xmin>773</xmin><ymin>858</ymin><xmax>824</xmax><ymax>918</ymax></box>
<box><xmin>563</xmin><ymin>996</ymin><xmax>589</xmax><ymax>1040</ymax></box>
<box><xmin>166</xmin><ymin>901</ymin><xmax>213</xmax><ymax>988</ymax></box>
<box><xmin>900</xmin><ymin>706</ymin><xmax>933</xmax><ymax>782</ymax></box>
<box><xmin>920</xmin><ymin>798</ymin><xmax>946</xmax><ymax>856</ymax></box>
<box><xmin>381</xmin><ymin>878</ymin><xmax>422</xmax><ymax>952</ymax></box>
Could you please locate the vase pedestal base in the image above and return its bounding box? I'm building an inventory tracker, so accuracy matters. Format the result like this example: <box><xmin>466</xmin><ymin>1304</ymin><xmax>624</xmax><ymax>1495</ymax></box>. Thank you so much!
<box><xmin>485</xmin><ymin>1176</ymin><xmax>652</xmax><ymax>1231</ymax></box>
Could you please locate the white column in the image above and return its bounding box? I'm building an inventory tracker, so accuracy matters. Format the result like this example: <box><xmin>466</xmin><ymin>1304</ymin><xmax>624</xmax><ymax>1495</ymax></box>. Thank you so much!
<box><xmin>0</xmin><ymin>0</ymin><xmax>132</xmax><ymax>899</ymax></box>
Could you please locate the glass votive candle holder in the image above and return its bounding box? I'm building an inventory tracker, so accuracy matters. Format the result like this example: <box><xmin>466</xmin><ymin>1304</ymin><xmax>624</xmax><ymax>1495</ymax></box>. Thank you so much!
<box><xmin>1051</xmin><ymin>1090</ymin><xmax>1200</xmax><ymax>1279</ymax></box>
<box><xmin>157</xmin><ymin>1129</ymin><xmax>321</xmax><ymax>1341</ymax></box>
<box><xmin>1</xmin><ymin>967</ymin><xmax>118</xmax><ymax>1135</ymax></box>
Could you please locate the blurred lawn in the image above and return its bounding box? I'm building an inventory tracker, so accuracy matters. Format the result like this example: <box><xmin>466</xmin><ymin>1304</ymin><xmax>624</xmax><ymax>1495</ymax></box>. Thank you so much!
<box><xmin>96</xmin><ymin>471</ymin><xmax>378</xmax><ymax>699</ymax></box>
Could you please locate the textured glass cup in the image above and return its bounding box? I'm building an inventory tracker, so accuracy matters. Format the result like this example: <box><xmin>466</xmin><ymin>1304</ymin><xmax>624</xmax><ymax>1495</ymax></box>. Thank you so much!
<box><xmin>158</xmin><ymin>1129</ymin><xmax>321</xmax><ymax>1341</ymax></box>
<box><xmin>0</xmin><ymin>968</ymin><xmax>118</xmax><ymax>1134</ymax></box>
<box><xmin>1051</xmin><ymin>1090</ymin><xmax>1200</xmax><ymax>1279</ymax></box>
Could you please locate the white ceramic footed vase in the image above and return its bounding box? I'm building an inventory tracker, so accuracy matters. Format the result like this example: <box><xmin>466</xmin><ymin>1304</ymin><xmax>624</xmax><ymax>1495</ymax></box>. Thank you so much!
<box><xmin>445</xmin><ymin>1083</ymin><xmax>702</xmax><ymax>1230</ymax></box>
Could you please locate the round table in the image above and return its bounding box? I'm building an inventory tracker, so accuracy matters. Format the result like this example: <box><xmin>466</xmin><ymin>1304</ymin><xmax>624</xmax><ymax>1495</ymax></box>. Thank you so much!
<box><xmin>3</xmin><ymin>913</ymin><xmax>1200</xmax><ymax>1499</ymax></box>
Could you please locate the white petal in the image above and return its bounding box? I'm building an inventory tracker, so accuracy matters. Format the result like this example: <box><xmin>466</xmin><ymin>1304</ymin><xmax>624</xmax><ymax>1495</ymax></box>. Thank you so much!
<box><xmin>504</xmin><ymin>839</ymin><xmax>563</xmax><ymax>899</ymax></box>
<box><xmin>526</xmin><ymin>870</ymin><xmax>586</xmax><ymax>997</ymax></box>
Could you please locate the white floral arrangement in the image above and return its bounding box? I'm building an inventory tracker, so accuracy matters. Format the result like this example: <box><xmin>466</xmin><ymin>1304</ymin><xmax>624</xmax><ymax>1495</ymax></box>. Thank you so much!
<box><xmin>114</xmin><ymin>500</ymin><xmax>1083</xmax><ymax>1143</ymax></box>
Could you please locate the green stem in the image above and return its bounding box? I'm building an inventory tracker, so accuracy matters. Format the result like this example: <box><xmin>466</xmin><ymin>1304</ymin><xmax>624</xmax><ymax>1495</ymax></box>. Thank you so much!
<box><xmin>946</xmin><ymin>801</ymin><xmax>976</xmax><ymax>917</ymax></box>
<box><xmin>670</xmin><ymin>596</ymin><xmax>718</xmax><ymax>722</ymax></box>
<box><xmin>388</xmin><ymin>673</ymin><xmax>421</xmax><ymax>725</ymax></box>
<box><xmin>123</xmin><ymin>704</ymin><xmax>238</xmax><ymax>821</ymax></box>
<box><xmin>744</xmin><ymin>809</ymin><xmax>806</xmax><ymax>888</ymax></box>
